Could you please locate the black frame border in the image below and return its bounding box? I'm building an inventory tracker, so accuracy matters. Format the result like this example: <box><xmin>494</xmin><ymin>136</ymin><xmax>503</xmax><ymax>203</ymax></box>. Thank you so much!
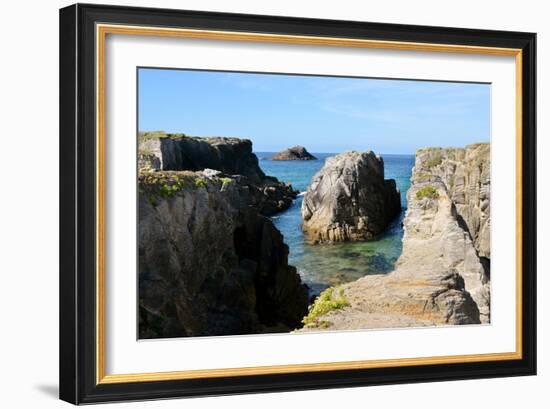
<box><xmin>59</xmin><ymin>3</ymin><xmax>536</xmax><ymax>404</ymax></box>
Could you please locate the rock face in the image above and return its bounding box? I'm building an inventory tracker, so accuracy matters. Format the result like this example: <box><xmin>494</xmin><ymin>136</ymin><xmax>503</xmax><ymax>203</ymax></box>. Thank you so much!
<box><xmin>139</xmin><ymin>131</ymin><xmax>297</xmax><ymax>215</ymax></box>
<box><xmin>138</xmin><ymin>171</ymin><xmax>309</xmax><ymax>338</ymax></box>
<box><xmin>301</xmin><ymin>151</ymin><xmax>401</xmax><ymax>243</ymax></box>
<box><xmin>299</xmin><ymin>143</ymin><xmax>490</xmax><ymax>331</ymax></box>
<box><xmin>415</xmin><ymin>144</ymin><xmax>491</xmax><ymax>261</ymax></box>
<box><xmin>271</xmin><ymin>146</ymin><xmax>317</xmax><ymax>161</ymax></box>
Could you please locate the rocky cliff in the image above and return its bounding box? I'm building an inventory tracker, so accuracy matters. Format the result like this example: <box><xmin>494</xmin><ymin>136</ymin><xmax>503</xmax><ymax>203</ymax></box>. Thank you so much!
<box><xmin>415</xmin><ymin>144</ymin><xmax>491</xmax><ymax>262</ymax></box>
<box><xmin>138</xmin><ymin>170</ymin><xmax>309</xmax><ymax>338</ymax></box>
<box><xmin>271</xmin><ymin>146</ymin><xmax>317</xmax><ymax>161</ymax></box>
<box><xmin>301</xmin><ymin>151</ymin><xmax>401</xmax><ymax>243</ymax></box>
<box><xmin>139</xmin><ymin>131</ymin><xmax>297</xmax><ymax>215</ymax></box>
<box><xmin>299</xmin><ymin>143</ymin><xmax>490</xmax><ymax>330</ymax></box>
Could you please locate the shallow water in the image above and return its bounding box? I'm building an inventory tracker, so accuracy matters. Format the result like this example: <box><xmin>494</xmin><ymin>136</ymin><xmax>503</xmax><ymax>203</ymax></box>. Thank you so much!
<box><xmin>257</xmin><ymin>152</ymin><xmax>415</xmax><ymax>296</ymax></box>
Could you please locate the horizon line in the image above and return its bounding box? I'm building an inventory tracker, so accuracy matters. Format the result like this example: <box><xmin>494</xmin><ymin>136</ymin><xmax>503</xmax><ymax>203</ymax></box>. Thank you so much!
<box><xmin>137</xmin><ymin>130</ymin><xmax>489</xmax><ymax>156</ymax></box>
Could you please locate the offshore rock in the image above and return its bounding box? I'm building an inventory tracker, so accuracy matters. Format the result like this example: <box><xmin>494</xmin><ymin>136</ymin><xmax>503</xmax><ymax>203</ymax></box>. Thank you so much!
<box><xmin>301</xmin><ymin>151</ymin><xmax>401</xmax><ymax>243</ymax></box>
<box><xmin>271</xmin><ymin>146</ymin><xmax>317</xmax><ymax>161</ymax></box>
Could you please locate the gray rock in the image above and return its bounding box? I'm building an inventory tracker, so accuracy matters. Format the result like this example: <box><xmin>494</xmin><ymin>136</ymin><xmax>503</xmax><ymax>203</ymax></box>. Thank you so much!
<box><xmin>301</xmin><ymin>151</ymin><xmax>401</xmax><ymax>242</ymax></box>
<box><xmin>138</xmin><ymin>171</ymin><xmax>309</xmax><ymax>338</ymax></box>
<box><xmin>414</xmin><ymin>143</ymin><xmax>490</xmax><ymax>260</ymax></box>
<box><xmin>271</xmin><ymin>146</ymin><xmax>317</xmax><ymax>161</ymax></box>
<box><xmin>138</xmin><ymin>132</ymin><xmax>298</xmax><ymax>216</ymax></box>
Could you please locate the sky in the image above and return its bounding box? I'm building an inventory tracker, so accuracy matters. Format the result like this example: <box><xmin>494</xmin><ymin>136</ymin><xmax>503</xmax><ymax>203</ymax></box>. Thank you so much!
<box><xmin>138</xmin><ymin>68</ymin><xmax>490</xmax><ymax>154</ymax></box>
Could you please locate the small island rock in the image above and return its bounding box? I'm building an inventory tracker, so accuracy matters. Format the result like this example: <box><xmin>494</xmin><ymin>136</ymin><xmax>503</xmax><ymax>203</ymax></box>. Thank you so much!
<box><xmin>271</xmin><ymin>146</ymin><xmax>317</xmax><ymax>161</ymax></box>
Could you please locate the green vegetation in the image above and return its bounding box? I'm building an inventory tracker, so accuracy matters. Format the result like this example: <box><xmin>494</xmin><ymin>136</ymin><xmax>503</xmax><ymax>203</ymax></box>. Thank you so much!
<box><xmin>414</xmin><ymin>172</ymin><xmax>433</xmax><ymax>182</ymax></box>
<box><xmin>147</xmin><ymin>195</ymin><xmax>158</xmax><ymax>206</ymax></box>
<box><xmin>219</xmin><ymin>177</ymin><xmax>232</xmax><ymax>189</ymax></box>
<box><xmin>426</xmin><ymin>154</ymin><xmax>442</xmax><ymax>168</ymax></box>
<box><xmin>194</xmin><ymin>178</ymin><xmax>208</xmax><ymax>189</ymax></box>
<box><xmin>159</xmin><ymin>183</ymin><xmax>179</xmax><ymax>198</ymax></box>
<box><xmin>302</xmin><ymin>287</ymin><xmax>349</xmax><ymax>327</ymax></box>
<box><xmin>416</xmin><ymin>185</ymin><xmax>439</xmax><ymax>200</ymax></box>
<box><xmin>140</xmin><ymin>171</ymin><xmax>196</xmax><ymax>201</ymax></box>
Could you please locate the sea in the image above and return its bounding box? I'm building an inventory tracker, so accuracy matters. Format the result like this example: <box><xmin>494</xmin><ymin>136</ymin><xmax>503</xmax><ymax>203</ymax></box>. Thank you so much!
<box><xmin>256</xmin><ymin>152</ymin><xmax>415</xmax><ymax>297</ymax></box>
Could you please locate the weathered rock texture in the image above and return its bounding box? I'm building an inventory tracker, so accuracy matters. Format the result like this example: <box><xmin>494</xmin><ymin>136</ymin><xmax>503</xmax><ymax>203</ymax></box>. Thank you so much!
<box><xmin>138</xmin><ymin>171</ymin><xmax>309</xmax><ymax>338</ymax></box>
<box><xmin>415</xmin><ymin>144</ymin><xmax>491</xmax><ymax>261</ymax></box>
<box><xmin>139</xmin><ymin>131</ymin><xmax>297</xmax><ymax>215</ymax></box>
<box><xmin>271</xmin><ymin>146</ymin><xmax>317</xmax><ymax>161</ymax></box>
<box><xmin>301</xmin><ymin>151</ymin><xmax>401</xmax><ymax>243</ymax></box>
<box><xmin>299</xmin><ymin>143</ymin><xmax>491</xmax><ymax>331</ymax></box>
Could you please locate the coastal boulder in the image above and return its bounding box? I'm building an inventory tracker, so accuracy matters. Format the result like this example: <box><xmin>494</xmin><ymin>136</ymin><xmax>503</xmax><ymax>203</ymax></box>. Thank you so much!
<box><xmin>301</xmin><ymin>151</ymin><xmax>401</xmax><ymax>242</ymax></box>
<box><xmin>271</xmin><ymin>146</ymin><xmax>317</xmax><ymax>161</ymax></box>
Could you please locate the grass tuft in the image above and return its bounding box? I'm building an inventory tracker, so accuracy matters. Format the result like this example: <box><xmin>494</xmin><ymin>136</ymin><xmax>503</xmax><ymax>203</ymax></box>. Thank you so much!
<box><xmin>425</xmin><ymin>154</ymin><xmax>443</xmax><ymax>168</ymax></box>
<box><xmin>194</xmin><ymin>178</ymin><xmax>208</xmax><ymax>189</ymax></box>
<box><xmin>302</xmin><ymin>287</ymin><xmax>349</xmax><ymax>327</ymax></box>
<box><xmin>416</xmin><ymin>185</ymin><xmax>439</xmax><ymax>200</ymax></box>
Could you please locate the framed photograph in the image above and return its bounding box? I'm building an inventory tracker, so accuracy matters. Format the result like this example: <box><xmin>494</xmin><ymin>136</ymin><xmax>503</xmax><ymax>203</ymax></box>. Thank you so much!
<box><xmin>59</xmin><ymin>3</ymin><xmax>536</xmax><ymax>404</ymax></box>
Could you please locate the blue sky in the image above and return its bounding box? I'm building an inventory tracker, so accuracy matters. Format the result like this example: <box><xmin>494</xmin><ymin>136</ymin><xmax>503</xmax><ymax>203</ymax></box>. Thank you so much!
<box><xmin>138</xmin><ymin>68</ymin><xmax>490</xmax><ymax>154</ymax></box>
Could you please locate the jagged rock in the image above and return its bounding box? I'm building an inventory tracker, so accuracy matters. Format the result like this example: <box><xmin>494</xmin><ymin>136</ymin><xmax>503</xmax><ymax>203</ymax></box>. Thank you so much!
<box><xmin>138</xmin><ymin>171</ymin><xmax>309</xmax><ymax>338</ymax></box>
<box><xmin>298</xmin><ymin>144</ymin><xmax>491</xmax><ymax>331</ymax></box>
<box><xmin>301</xmin><ymin>151</ymin><xmax>401</xmax><ymax>243</ymax></box>
<box><xmin>414</xmin><ymin>144</ymin><xmax>490</xmax><ymax>260</ymax></box>
<box><xmin>138</xmin><ymin>131</ymin><xmax>297</xmax><ymax>215</ymax></box>
<box><xmin>271</xmin><ymin>146</ymin><xmax>317</xmax><ymax>161</ymax></box>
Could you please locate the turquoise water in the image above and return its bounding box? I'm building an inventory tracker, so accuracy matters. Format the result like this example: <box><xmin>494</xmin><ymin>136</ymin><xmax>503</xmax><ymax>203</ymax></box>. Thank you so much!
<box><xmin>257</xmin><ymin>152</ymin><xmax>415</xmax><ymax>296</ymax></box>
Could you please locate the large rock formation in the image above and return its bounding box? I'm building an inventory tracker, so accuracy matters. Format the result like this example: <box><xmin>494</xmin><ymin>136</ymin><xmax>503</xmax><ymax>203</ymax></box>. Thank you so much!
<box><xmin>138</xmin><ymin>171</ymin><xmax>309</xmax><ymax>338</ymax></box>
<box><xmin>415</xmin><ymin>144</ymin><xmax>490</xmax><ymax>261</ymax></box>
<box><xmin>299</xmin><ymin>143</ymin><xmax>490</xmax><ymax>331</ymax></box>
<box><xmin>301</xmin><ymin>151</ymin><xmax>401</xmax><ymax>243</ymax></box>
<box><xmin>139</xmin><ymin>131</ymin><xmax>297</xmax><ymax>215</ymax></box>
<box><xmin>271</xmin><ymin>146</ymin><xmax>317</xmax><ymax>161</ymax></box>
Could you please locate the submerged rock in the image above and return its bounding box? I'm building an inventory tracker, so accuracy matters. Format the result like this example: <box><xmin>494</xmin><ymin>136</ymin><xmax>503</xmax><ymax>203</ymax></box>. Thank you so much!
<box><xmin>298</xmin><ymin>143</ymin><xmax>491</xmax><ymax>331</ymax></box>
<box><xmin>301</xmin><ymin>151</ymin><xmax>401</xmax><ymax>243</ymax></box>
<box><xmin>138</xmin><ymin>131</ymin><xmax>298</xmax><ymax>215</ymax></box>
<box><xmin>271</xmin><ymin>146</ymin><xmax>317</xmax><ymax>161</ymax></box>
<box><xmin>138</xmin><ymin>171</ymin><xmax>309</xmax><ymax>338</ymax></box>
